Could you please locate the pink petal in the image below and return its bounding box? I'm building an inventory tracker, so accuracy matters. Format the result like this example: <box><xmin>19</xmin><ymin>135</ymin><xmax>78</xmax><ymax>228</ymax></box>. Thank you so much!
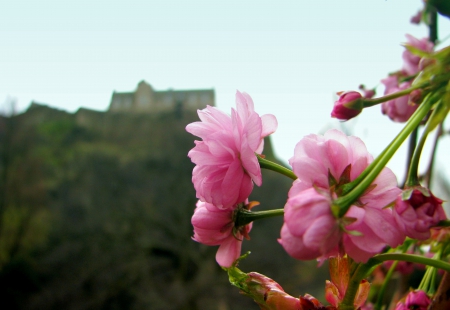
<box><xmin>216</xmin><ymin>234</ymin><xmax>242</xmax><ymax>267</ymax></box>
<box><xmin>260</xmin><ymin>114</ymin><xmax>278</xmax><ymax>137</ymax></box>
<box><xmin>279</xmin><ymin>224</ymin><xmax>321</xmax><ymax>260</ymax></box>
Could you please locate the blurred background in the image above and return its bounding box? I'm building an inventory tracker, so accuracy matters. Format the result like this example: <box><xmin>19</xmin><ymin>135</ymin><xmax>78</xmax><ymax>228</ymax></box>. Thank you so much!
<box><xmin>1</xmin><ymin>0</ymin><xmax>450</xmax><ymax>309</ymax></box>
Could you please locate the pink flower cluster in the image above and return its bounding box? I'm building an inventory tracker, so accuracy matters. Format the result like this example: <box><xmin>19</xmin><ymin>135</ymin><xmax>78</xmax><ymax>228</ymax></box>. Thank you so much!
<box><xmin>279</xmin><ymin>129</ymin><xmax>404</xmax><ymax>262</ymax></box>
<box><xmin>187</xmin><ymin>91</ymin><xmax>277</xmax><ymax>267</ymax></box>
<box><xmin>394</xmin><ymin>189</ymin><xmax>446</xmax><ymax>240</ymax></box>
<box><xmin>186</xmin><ymin>91</ymin><xmax>277</xmax><ymax>210</ymax></box>
<box><xmin>381</xmin><ymin>75</ymin><xmax>419</xmax><ymax>123</ymax></box>
<box><xmin>381</xmin><ymin>35</ymin><xmax>434</xmax><ymax>122</ymax></box>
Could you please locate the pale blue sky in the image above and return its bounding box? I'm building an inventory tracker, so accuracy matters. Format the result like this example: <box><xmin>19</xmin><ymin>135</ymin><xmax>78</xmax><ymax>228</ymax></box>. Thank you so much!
<box><xmin>2</xmin><ymin>0</ymin><xmax>450</xmax><ymax>183</ymax></box>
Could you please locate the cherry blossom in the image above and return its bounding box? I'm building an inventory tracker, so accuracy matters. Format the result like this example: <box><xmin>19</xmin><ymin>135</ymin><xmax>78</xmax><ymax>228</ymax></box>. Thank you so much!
<box><xmin>393</xmin><ymin>189</ymin><xmax>446</xmax><ymax>240</ymax></box>
<box><xmin>191</xmin><ymin>200</ymin><xmax>252</xmax><ymax>267</ymax></box>
<box><xmin>279</xmin><ymin>129</ymin><xmax>403</xmax><ymax>262</ymax></box>
<box><xmin>186</xmin><ymin>91</ymin><xmax>277</xmax><ymax>209</ymax></box>
<box><xmin>381</xmin><ymin>76</ymin><xmax>418</xmax><ymax>123</ymax></box>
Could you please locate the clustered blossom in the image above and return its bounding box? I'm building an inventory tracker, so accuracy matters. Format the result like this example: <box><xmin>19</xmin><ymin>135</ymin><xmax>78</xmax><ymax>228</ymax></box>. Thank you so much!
<box><xmin>187</xmin><ymin>91</ymin><xmax>277</xmax><ymax>267</ymax></box>
<box><xmin>402</xmin><ymin>34</ymin><xmax>434</xmax><ymax>76</ymax></box>
<box><xmin>186</xmin><ymin>90</ymin><xmax>277</xmax><ymax>210</ymax></box>
<box><xmin>381</xmin><ymin>35</ymin><xmax>434</xmax><ymax>123</ymax></box>
<box><xmin>279</xmin><ymin>129</ymin><xmax>404</xmax><ymax>262</ymax></box>
<box><xmin>394</xmin><ymin>189</ymin><xmax>446</xmax><ymax>240</ymax></box>
<box><xmin>381</xmin><ymin>75</ymin><xmax>418</xmax><ymax>123</ymax></box>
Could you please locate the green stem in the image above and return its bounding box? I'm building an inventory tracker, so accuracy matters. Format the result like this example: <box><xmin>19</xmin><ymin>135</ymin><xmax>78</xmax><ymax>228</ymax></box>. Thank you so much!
<box><xmin>429</xmin><ymin>4</ymin><xmax>438</xmax><ymax>44</ymax></box>
<box><xmin>405</xmin><ymin>124</ymin><xmax>430</xmax><ymax>187</ymax></box>
<box><xmin>418</xmin><ymin>250</ymin><xmax>442</xmax><ymax>294</ymax></box>
<box><xmin>406</xmin><ymin>96</ymin><xmax>448</xmax><ymax>188</ymax></box>
<box><xmin>374</xmin><ymin>260</ymin><xmax>398</xmax><ymax>310</ymax></box>
<box><xmin>340</xmin><ymin>263</ymin><xmax>372</xmax><ymax>310</ymax></box>
<box><xmin>257</xmin><ymin>155</ymin><xmax>297</xmax><ymax>180</ymax></box>
<box><xmin>235</xmin><ymin>208</ymin><xmax>284</xmax><ymax>227</ymax></box>
<box><xmin>363</xmin><ymin>81</ymin><xmax>430</xmax><ymax>107</ymax></box>
<box><xmin>402</xmin><ymin>128</ymin><xmax>418</xmax><ymax>188</ymax></box>
<box><xmin>341</xmin><ymin>253</ymin><xmax>450</xmax><ymax>309</ymax></box>
<box><xmin>371</xmin><ymin>253</ymin><xmax>450</xmax><ymax>272</ymax></box>
<box><xmin>424</xmin><ymin>123</ymin><xmax>443</xmax><ymax>188</ymax></box>
<box><xmin>335</xmin><ymin>95</ymin><xmax>434</xmax><ymax>217</ymax></box>
<box><xmin>437</xmin><ymin>220</ymin><xmax>450</xmax><ymax>227</ymax></box>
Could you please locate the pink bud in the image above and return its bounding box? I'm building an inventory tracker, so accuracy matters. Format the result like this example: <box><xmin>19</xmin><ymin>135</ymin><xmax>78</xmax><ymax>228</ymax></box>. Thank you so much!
<box><xmin>244</xmin><ymin>272</ymin><xmax>301</xmax><ymax>310</ymax></box>
<box><xmin>331</xmin><ymin>91</ymin><xmax>363</xmax><ymax>120</ymax></box>
<box><xmin>405</xmin><ymin>290</ymin><xmax>430</xmax><ymax>309</ymax></box>
<box><xmin>410</xmin><ymin>10</ymin><xmax>422</xmax><ymax>24</ymax></box>
<box><xmin>395</xmin><ymin>290</ymin><xmax>430</xmax><ymax>310</ymax></box>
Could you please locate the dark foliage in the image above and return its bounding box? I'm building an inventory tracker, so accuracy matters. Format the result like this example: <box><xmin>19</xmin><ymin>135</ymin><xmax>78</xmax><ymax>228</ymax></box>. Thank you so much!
<box><xmin>0</xmin><ymin>104</ymin><xmax>327</xmax><ymax>310</ymax></box>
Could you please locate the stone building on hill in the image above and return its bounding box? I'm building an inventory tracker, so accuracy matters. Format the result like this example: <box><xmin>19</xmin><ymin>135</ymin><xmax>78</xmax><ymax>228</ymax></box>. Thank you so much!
<box><xmin>108</xmin><ymin>80</ymin><xmax>215</xmax><ymax>113</ymax></box>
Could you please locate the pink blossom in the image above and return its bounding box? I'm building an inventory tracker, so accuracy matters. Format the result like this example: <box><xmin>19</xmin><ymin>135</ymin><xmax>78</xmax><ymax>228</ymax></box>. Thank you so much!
<box><xmin>279</xmin><ymin>187</ymin><xmax>340</xmax><ymax>260</ymax></box>
<box><xmin>402</xmin><ymin>34</ymin><xmax>433</xmax><ymax>76</ymax></box>
<box><xmin>331</xmin><ymin>91</ymin><xmax>363</xmax><ymax>120</ymax></box>
<box><xmin>186</xmin><ymin>91</ymin><xmax>277</xmax><ymax>209</ymax></box>
<box><xmin>395</xmin><ymin>290</ymin><xmax>430</xmax><ymax>310</ymax></box>
<box><xmin>191</xmin><ymin>200</ymin><xmax>252</xmax><ymax>267</ymax></box>
<box><xmin>280</xmin><ymin>129</ymin><xmax>403</xmax><ymax>262</ymax></box>
<box><xmin>381</xmin><ymin>76</ymin><xmax>418</xmax><ymax>123</ymax></box>
<box><xmin>394</xmin><ymin>189</ymin><xmax>446</xmax><ymax>240</ymax></box>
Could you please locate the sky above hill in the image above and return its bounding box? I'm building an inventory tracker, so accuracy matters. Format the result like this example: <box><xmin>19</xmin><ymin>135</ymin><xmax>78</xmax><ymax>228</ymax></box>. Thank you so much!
<box><xmin>2</xmin><ymin>0</ymin><xmax>450</xmax><ymax>184</ymax></box>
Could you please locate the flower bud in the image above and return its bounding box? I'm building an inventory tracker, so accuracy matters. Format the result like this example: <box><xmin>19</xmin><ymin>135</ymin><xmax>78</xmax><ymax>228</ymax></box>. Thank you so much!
<box><xmin>331</xmin><ymin>91</ymin><xmax>364</xmax><ymax>120</ymax></box>
<box><xmin>410</xmin><ymin>10</ymin><xmax>422</xmax><ymax>24</ymax></box>
<box><xmin>243</xmin><ymin>272</ymin><xmax>300</xmax><ymax>310</ymax></box>
<box><xmin>395</xmin><ymin>290</ymin><xmax>430</xmax><ymax>310</ymax></box>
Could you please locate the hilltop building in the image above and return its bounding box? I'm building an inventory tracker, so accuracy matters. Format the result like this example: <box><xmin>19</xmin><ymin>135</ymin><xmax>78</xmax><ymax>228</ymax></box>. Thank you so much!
<box><xmin>108</xmin><ymin>81</ymin><xmax>215</xmax><ymax>113</ymax></box>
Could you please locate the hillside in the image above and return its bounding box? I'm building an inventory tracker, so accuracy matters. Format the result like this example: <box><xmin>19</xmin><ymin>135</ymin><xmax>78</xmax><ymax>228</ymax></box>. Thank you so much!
<box><xmin>0</xmin><ymin>103</ymin><xmax>327</xmax><ymax>310</ymax></box>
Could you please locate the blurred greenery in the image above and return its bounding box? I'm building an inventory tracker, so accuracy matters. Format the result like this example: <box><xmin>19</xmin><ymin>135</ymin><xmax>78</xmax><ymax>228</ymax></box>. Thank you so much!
<box><xmin>0</xmin><ymin>103</ymin><xmax>327</xmax><ymax>310</ymax></box>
